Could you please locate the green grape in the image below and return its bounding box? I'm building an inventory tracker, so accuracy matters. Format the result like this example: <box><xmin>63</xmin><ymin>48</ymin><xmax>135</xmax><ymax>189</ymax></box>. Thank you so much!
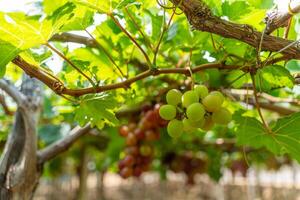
<box><xmin>186</xmin><ymin>103</ymin><xmax>205</xmax><ymax>122</ymax></box>
<box><xmin>202</xmin><ymin>92</ymin><xmax>224</xmax><ymax>112</ymax></box>
<box><xmin>159</xmin><ymin>105</ymin><xmax>176</xmax><ymax>120</ymax></box>
<box><xmin>183</xmin><ymin>118</ymin><xmax>197</xmax><ymax>132</ymax></box>
<box><xmin>188</xmin><ymin>118</ymin><xmax>204</xmax><ymax>128</ymax></box>
<box><xmin>166</xmin><ymin>89</ymin><xmax>182</xmax><ymax>106</ymax></box>
<box><xmin>182</xmin><ymin>90</ymin><xmax>199</xmax><ymax>108</ymax></box>
<box><xmin>167</xmin><ymin>119</ymin><xmax>183</xmax><ymax>138</ymax></box>
<box><xmin>210</xmin><ymin>91</ymin><xmax>224</xmax><ymax>102</ymax></box>
<box><xmin>139</xmin><ymin>145</ymin><xmax>152</xmax><ymax>156</ymax></box>
<box><xmin>194</xmin><ymin>85</ymin><xmax>208</xmax><ymax>99</ymax></box>
<box><xmin>212</xmin><ymin>107</ymin><xmax>232</xmax><ymax>125</ymax></box>
<box><xmin>201</xmin><ymin>115</ymin><xmax>214</xmax><ymax>131</ymax></box>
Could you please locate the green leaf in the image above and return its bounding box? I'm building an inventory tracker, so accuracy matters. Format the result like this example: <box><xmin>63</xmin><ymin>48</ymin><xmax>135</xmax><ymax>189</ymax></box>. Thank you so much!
<box><xmin>222</xmin><ymin>1</ymin><xmax>250</xmax><ymax>20</ymax></box>
<box><xmin>47</xmin><ymin>2</ymin><xmax>76</xmax><ymax>25</ymax></box>
<box><xmin>43</xmin><ymin>0</ymin><xmax>68</xmax><ymax>14</ymax></box>
<box><xmin>75</xmin><ymin>94</ymin><xmax>119</xmax><ymax>129</ymax></box>
<box><xmin>115</xmin><ymin>0</ymin><xmax>137</xmax><ymax>9</ymax></box>
<box><xmin>286</xmin><ymin>60</ymin><xmax>300</xmax><ymax>73</ymax></box>
<box><xmin>207</xmin><ymin>148</ymin><xmax>223</xmax><ymax>181</ymax></box>
<box><xmin>44</xmin><ymin>0</ymin><xmax>93</xmax><ymax>31</ymax></box>
<box><xmin>203</xmin><ymin>0</ymin><xmax>222</xmax><ymax>15</ymax></box>
<box><xmin>0</xmin><ymin>3</ymin><xmax>76</xmax><ymax>54</ymax></box>
<box><xmin>0</xmin><ymin>40</ymin><xmax>20</xmax><ymax>77</ymax></box>
<box><xmin>144</xmin><ymin>9</ymin><xmax>163</xmax><ymax>41</ymax></box>
<box><xmin>167</xmin><ymin>23</ymin><xmax>178</xmax><ymax>41</ymax></box>
<box><xmin>255</xmin><ymin>65</ymin><xmax>294</xmax><ymax>92</ymax></box>
<box><xmin>271</xmin><ymin>112</ymin><xmax>300</xmax><ymax>161</ymax></box>
<box><xmin>235</xmin><ymin>112</ymin><xmax>300</xmax><ymax>162</ymax></box>
<box><xmin>235</xmin><ymin>116</ymin><xmax>279</xmax><ymax>153</ymax></box>
<box><xmin>225</xmin><ymin>70</ymin><xmax>248</xmax><ymax>88</ymax></box>
<box><xmin>72</xmin><ymin>0</ymin><xmax>136</xmax><ymax>14</ymax></box>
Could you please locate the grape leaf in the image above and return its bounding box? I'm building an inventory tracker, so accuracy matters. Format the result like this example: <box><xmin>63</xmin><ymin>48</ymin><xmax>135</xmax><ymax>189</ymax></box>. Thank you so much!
<box><xmin>43</xmin><ymin>0</ymin><xmax>68</xmax><ymax>14</ymax></box>
<box><xmin>72</xmin><ymin>0</ymin><xmax>135</xmax><ymax>14</ymax></box>
<box><xmin>115</xmin><ymin>0</ymin><xmax>137</xmax><ymax>9</ymax></box>
<box><xmin>235</xmin><ymin>116</ymin><xmax>281</xmax><ymax>153</ymax></box>
<box><xmin>255</xmin><ymin>65</ymin><xmax>294</xmax><ymax>92</ymax></box>
<box><xmin>235</xmin><ymin>112</ymin><xmax>300</xmax><ymax>162</ymax></box>
<box><xmin>144</xmin><ymin>9</ymin><xmax>164</xmax><ymax>41</ymax></box>
<box><xmin>75</xmin><ymin>94</ymin><xmax>119</xmax><ymax>129</ymax></box>
<box><xmin>0</xmin><ymin>40</ymin><xmax>20</xmax><ymax>77</ymax></box>
<box><xmin>271</xmin><ymin>112</ymin><xmax>300</xmax><ymax>161</ymax></box>
<box><xmin>0</xmin><ymin>3</ymin><xmax>75</xmax><ymax>50</ymax></box>
<box><xmin>207</xmin><ymin>148</ymin><xmax>222</xmax><ymax>181</ymax></box>
<box><xmin>286</xmin><ymin>60</ymin><xmax>300</xmax><ymax>73</ymax></box>
<box><xmin>222</xmin><ymin>1</ymin><xmax>250</xmax><ymax>20</ymax></box>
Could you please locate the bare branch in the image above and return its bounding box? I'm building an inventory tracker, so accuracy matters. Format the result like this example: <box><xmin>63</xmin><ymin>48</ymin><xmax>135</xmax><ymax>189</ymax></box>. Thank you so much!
<box><xmin>227</xmin><ymin>92</ymin><xmax>297</xmax><ymax>115</ymax></box>
<box><xmin>0</xmin><ymin>94</ymin><xmax>13</xmax><ymax>116</ymax></box>
<box><xmin>0</xmin><ymin>79</ymin><xmax>26</xmax><ymax>107</ymax></box>
<box><xmin>37</xmin><ymin>124</ymin><xmax>92</xmax><ymax>164</ymax></box>
<box><xmin>50</xmin><ymin>32</ymin><xmax>97</xmax><ymax>47</ymax></box>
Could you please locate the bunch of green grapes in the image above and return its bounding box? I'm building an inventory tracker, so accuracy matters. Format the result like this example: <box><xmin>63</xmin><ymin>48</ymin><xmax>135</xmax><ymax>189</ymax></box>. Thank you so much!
<box><xmin>159</xmin><ymin>85</ymin><xmax>232</xmax><ymax>138</ymax></box>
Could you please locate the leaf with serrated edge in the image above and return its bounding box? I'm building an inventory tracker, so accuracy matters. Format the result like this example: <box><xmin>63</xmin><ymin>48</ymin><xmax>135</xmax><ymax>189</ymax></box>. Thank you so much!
<box><xmin>236</xmin><ymin>112</ymin><xmax>300</xmax><ymax>162</ymax></box>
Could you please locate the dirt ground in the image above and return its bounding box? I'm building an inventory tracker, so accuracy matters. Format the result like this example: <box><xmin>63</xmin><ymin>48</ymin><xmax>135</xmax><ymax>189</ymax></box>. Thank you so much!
<box><xmin>34</xmin><ymin>171</ymin><xmax>300</xmax><ymax>200</ymax></box>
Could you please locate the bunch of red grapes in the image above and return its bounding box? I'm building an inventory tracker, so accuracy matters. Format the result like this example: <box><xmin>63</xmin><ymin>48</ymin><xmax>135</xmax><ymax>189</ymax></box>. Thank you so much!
<box><xmin>163</xmin><ymin>152</ymin><xmax>207</xmax><ymax>185</ymax></box>
<box><xmin>118</xmin><ymin>104</ymin><xmax>167</xmax><ymax>179</ymax></box>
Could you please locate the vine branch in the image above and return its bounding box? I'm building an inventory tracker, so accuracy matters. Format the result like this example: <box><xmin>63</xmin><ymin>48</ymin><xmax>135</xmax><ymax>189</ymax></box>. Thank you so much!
<box><xmin>153</xmin><ymin>6</ymin><xmax>176</xmax><ymax>66</ymax></box>
<box><xmin>0</xmin><ymin>94</ymin><xmax>13</xmax><ymax>116</ymax></box>
<box><xmin>37</xmin><ymin>123</ymin><xmax>92</xmax><ymax>164</ymax></box>
<box><xmin>250</xmin><ymin>73</ymin><xmax>272</xmax><ymax>133</ymax></box>
<box><xmin>11</xmin><ymin>53</ymin><xmax>289</xmax><ymax>97</ymax></box>
<box><xmin>265</xmin><ymin>1</ymin><xmax>300</xmax><ymax>35</ymax></box>
<box><xmin>0</xmin><ymin>79</ymin><xmax>26</xmax><ymax>107</ymax></box>
<box><xmin>12</xmin><ymin>56</ymin><xmax>238</xmax><ymax>97</ymax></box>
<box><xmin>170</xmin><ymin>0</ymin><xmax>300</xmax><ymax>59</ymax></box>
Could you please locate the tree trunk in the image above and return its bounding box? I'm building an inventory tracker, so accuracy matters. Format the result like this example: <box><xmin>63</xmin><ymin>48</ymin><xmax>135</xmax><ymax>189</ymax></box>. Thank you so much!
<box><xmin>97</xmin><ymin>171</ymin><xmax>106</xmax><ymax>200</ymax></box>
<box><xmin>0</xmin><ymin>75</ymin><xmax>42</xmax><ymax>200</ymax></box>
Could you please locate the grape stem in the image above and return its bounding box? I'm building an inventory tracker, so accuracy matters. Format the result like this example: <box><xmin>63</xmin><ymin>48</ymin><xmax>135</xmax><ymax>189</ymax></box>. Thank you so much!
<box><xmin>153</xmin><ymin>5</ymin><xmax>176</xmax><ymax>67</ymax></box>
<box><xmin>45</xmin><ymin>43</ymin><xmax>95</xmax><ymax>87</ymax></box>
<box><xmin>250</xmin><ymin>73</ymin><xmax>272</xmax><ymax>134</ymax></box>
<box><xmin>187</xmin><ymin>49</ymin><xmax>195</xmax><ymax>90</ymax></box>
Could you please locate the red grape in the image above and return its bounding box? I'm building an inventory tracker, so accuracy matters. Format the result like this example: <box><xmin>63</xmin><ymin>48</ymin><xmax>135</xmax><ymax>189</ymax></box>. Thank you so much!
<box><xmin>125</xmin><ymin>146</ymin><xmax>139</xmax><ymax>156</ymax></box>
<box><xmin>119</xmin><ymin>125</ymin><xmax>129</xmax><ymax>137</ymax></box>
<box><xmin>126</xmin><ymin>133</ymin><xmax>137</xmax><ymax>146</ymax></box>
<box><xmin>134</xmin><ymin>128</ymin><xmax>146</xmax><ymax>140</ymax></box>
<box><xmin>123</xmin><ymin>155</ymin><xmax>135</xmax><ymax>167</ymax></box>
<box><xmin>118</xmin><ymin>160</ymin><xmax>126</xmax><ymax>170</ymax></box>
<box><xmin>128</xmin><ymin>122</ymin><xmax>137</xmax><ymax>132</ymax></box>
<box><xmin>120</xmin><ymin>167</ymin><xmax>133</xmax><ymax>179</ymax></box>
<box><xmin>145</xmin><ymin>130</ymin><xmax>157</xmax><ymax>141</ymax></box>
<box><xmin>133</xmin><ymin>166</ymin><xmax>143</xmax><ymax>177</ymax></box>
